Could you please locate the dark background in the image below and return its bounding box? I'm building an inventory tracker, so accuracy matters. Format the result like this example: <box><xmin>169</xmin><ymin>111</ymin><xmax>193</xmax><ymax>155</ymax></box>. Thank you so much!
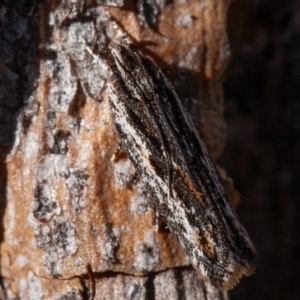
<box><xmin>220</xmin><ymin>1</ymin><xmax>300</xmax><ymax>299</ymax></box>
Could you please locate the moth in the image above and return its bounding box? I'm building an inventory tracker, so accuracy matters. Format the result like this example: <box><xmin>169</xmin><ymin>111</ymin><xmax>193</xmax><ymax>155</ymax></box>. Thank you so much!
<box><xmin>107</xmin><ymin>37</ymin><xmax>256</xmax><ymax>289</ymax></box>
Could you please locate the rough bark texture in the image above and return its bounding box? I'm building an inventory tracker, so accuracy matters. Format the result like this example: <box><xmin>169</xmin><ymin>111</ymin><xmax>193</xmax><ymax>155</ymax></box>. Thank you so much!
<box><xmin>0</xmin><ymin>0</ymin><xmax>233</xmax><ymax>299</ymax></box>
<box><xmin>221</xmin><ymin>1</ymin><xmax>300</xmax><ymax>299</ymax></box>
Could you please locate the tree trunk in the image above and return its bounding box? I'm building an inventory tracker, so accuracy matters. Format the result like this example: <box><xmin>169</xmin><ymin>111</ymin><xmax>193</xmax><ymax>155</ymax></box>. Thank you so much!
<box><xmin>0</xmin><ymin>0</ymin><xmax>233</xmax><ymax>299</ymax></box>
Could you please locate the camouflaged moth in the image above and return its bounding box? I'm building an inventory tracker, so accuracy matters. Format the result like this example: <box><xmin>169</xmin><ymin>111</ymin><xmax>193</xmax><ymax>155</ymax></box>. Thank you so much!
<box><xmin>107</xmin><ymin>37</ymin><xmax>256</xmax><ymax>289</ymax></box>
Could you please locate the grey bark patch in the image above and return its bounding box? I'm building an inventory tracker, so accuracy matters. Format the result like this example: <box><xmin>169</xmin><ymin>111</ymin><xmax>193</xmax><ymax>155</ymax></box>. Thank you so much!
<box><xmin>50</xmin><ymin>130</ymin><xmax>71</xmax><ymax>155</ymax></box>
<box><xmin>63</xmin><ymin>168</ymin><xmax>89</xmax><ymax>214</ymax></box>
<box><xmin>33</xmin><ymin>183</ymin><xmax>61</xmax><ymax>221</ymax></box>
<box><xmin>96</xmin><ymin>0</ymin><xmax>124</xmax><ymax>6</ymax></box>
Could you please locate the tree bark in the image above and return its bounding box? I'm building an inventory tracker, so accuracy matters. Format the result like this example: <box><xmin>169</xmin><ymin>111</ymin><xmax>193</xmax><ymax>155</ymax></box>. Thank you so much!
<box><xmin>0</xmin><ymin>0</ymin><xmax>233</xmax><ymax>299</ymax></box>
